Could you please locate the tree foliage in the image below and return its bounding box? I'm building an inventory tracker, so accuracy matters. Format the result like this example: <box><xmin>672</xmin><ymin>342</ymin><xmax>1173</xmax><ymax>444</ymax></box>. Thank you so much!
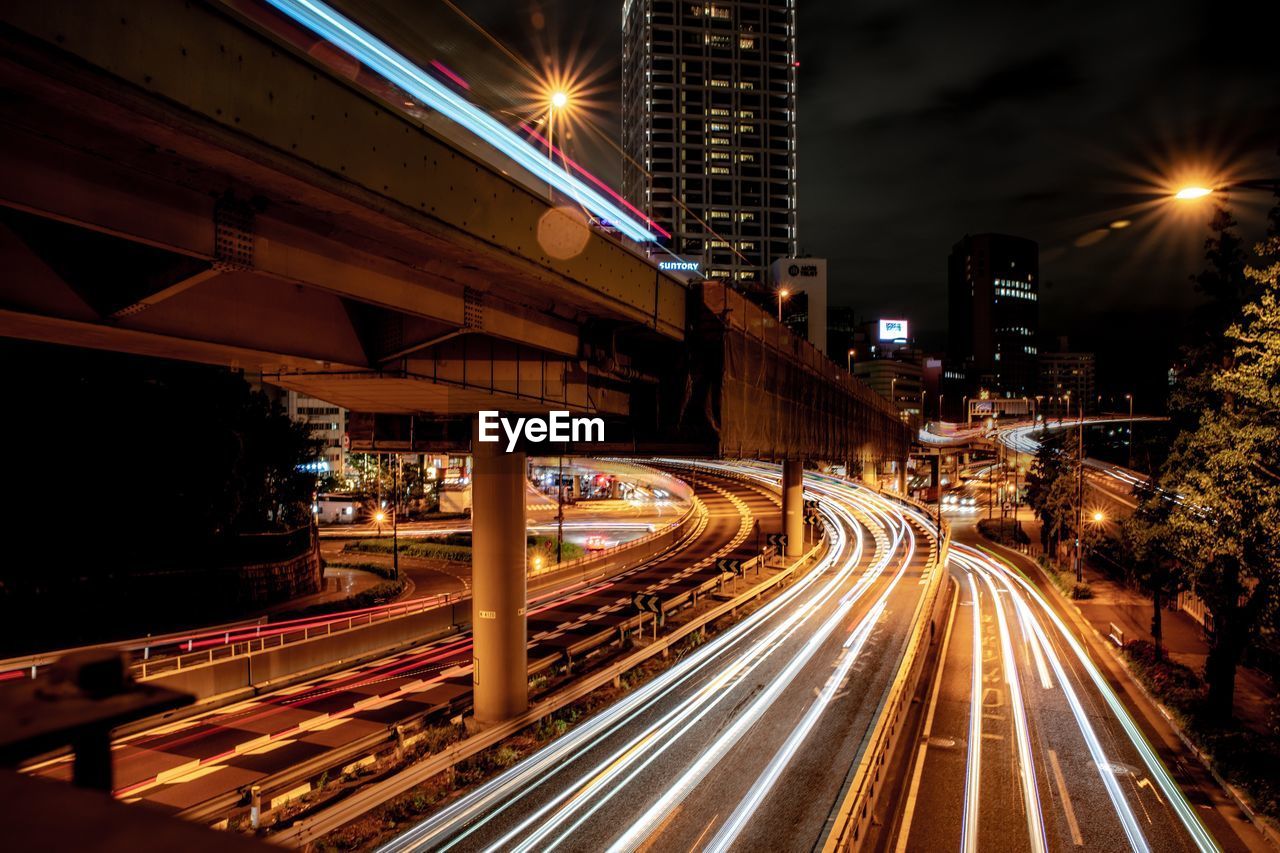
<box><xmin>1146</xmin><ymin>221</ymin><xmax>1280</xmax><ymax>721</ymax></box>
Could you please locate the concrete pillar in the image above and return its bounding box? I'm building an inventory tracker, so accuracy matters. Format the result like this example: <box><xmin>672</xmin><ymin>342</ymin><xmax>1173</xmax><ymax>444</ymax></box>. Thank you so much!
<box><xmin>782</xmin><ymin>459</ymin><xmax>804</xmax><ymax>557</ymax></box>
<box><xmin>471</xmin><ymin>421</ymin><xmax>527</xmax><ymax>723</ymax></box>
<box><xmin>861</xmin><ymin>458</ymin><xmax>877</xmax><ymax>487</ymax></box>
<box><xmin>897</xmin><ymin>458</ymin><xmax>909</xmax><ymax>494</ymax></box>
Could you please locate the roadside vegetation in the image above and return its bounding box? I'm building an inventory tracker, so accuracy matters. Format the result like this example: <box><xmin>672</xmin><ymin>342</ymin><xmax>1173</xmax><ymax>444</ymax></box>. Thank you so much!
<box><xmin>1122</xmin><ymin>639</ymin><xmax>1280</xmax><ymax>822</ymax></box>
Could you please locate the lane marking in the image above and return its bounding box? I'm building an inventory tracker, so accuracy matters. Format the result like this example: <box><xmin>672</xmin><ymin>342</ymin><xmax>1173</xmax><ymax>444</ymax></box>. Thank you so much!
<box><xmin>1048</xmin><ymin>748</ymin><xmax>1084</xmax><ymax>846</ymax></box>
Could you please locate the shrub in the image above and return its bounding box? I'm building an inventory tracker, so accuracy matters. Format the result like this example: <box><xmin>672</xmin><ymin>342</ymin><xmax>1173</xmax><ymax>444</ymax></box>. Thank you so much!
<box><xmin>1070</xmin><ymin>582</ymin><xmax>1094</xmax><ymax>600</ymax></box>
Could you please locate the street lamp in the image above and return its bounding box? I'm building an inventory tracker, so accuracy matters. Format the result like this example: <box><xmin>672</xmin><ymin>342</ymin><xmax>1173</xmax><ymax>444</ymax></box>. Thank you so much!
<box><xmin>1125</xmin><ymin>393</ymin><xmax>1134</xmax><ymax>469</ymax></box>
<box><xmin>1092</xmin><ymin>510</ymin><xmax>1107</xmax><ymax>524</ymax></box>
<box><xmin>777</xmin><ymin>288</ymin><xmax>790</xmax><ymax>322</ymax></box>
<box><xmin>1172</xmin><ymin>179</ymin><xmax>1280</xmax><ymax>202</ymax></box>
<box><xmin>847</xmin><ymin>348</ymin><xmax>856</xmax><ymax>373</ymax></box>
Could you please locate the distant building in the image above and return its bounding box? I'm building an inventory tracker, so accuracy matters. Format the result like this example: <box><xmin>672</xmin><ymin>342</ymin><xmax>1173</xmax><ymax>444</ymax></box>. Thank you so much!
<box><xmin>855</xmin><ymin>358</ymin><xmax>922</xmax><ymax>427</ymax></box>
<box><xmin>622</xmin><ymin>0</ymin><xmax>798</xmax><ymax>287</ymax></box>
<box><xmin>315</xmin><ymin>493</ymin><xmax>360</xmax><ymax>524</ymax></box>
<box><xmin>847</xmin><ymin>315</ymin><xmax>925</xmax><ymax>426</ymax></box>
<box><xmin>771</xmin><ymin>258</ymin><xmax>827</xmax><ymax>353</ymax></box>
<box><xmin>285</xmin><ymin>391</ymin><xmax>347</xmax><ymax>475</ymax></box>
<box><xmin>828</xmin><ymin>305</ymin><xmax>859</xmax><ymax>365</ymax></box>
<box><xmin>1039</xmin><ymin>350</ymin><xmax>1097</xmax><ymax>413</ymax></box>
<box><xmin>948</xmin><ymin>233</ymin><xmax>1039</xmax><ymax>398</ymax></box>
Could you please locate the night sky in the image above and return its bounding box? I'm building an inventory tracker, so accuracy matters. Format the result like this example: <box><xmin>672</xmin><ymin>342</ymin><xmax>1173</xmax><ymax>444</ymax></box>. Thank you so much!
<box><xmin>447</xmin><ymin>0</ymin><xmax>1280</xmax><ymax>396</ymax></box>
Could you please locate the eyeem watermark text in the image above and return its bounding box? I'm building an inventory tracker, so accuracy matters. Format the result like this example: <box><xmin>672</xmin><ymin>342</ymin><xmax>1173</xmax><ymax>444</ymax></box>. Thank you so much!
<box><xmin>477</xmin><ymin>410</ymin><xmax>604</xmax><ymax>452</ymax></box>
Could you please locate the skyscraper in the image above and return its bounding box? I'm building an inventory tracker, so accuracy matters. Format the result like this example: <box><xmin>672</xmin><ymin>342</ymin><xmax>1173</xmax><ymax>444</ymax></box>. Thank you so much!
<box><xmin>622</xmin><ymin>0</ymin><xmax>798</xmax><ymax>288</ymax></box>
<box><xmin>947</xmin><ymin>233</ymin><xmax>1039</xmax><ymax>398</ymax></box>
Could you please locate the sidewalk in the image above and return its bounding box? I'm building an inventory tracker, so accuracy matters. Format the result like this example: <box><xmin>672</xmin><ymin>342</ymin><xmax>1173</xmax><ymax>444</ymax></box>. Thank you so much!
<box><xmin>1006</xmin><ymin>512</ymin><xmax>1277</xmax><ymax>735</ymax></box>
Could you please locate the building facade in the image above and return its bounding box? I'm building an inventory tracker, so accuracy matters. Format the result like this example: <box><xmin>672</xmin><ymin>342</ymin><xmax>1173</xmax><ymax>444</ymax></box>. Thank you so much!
<box><xmin>770</xmin><ymin>257</ymin><xmax>827</xmax><ymax>353</ymax></box>
<box><xmin>854</xmin><ymin>358</ymin><xmax>923</xmax><ymax>428</ymax></box>
<box><xmin>1039</xmin><ymin>351</ymin><xmax>1097</xmax><ymax>413</ymax></box>
<box><xmin>285</xmin><ymin>391</ymin><xmax>347</xmax><ymax>475</ymax></box>
<box><xmin>622</xmin><ymin>0</ymin><xmax>798</xmax><ymax>287</ymax></box>
<box><xmin>947</xmin><ymin>233</ymin><xmax>1040</xmax><ymax>398</ymax></box>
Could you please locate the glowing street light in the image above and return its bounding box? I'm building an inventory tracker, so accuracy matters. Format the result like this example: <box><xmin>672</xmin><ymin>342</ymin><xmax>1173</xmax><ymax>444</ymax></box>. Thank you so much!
<box><xmin>777</xmin><ymin>288</ymin><xmax>790</xmax><ymax>322</ymax></box>
<box><xmin>847</xmin><ymin>348</ymin><xmax>856</xmax><ymax>372</ymax></box>
<box><xmin>549</xmin><ymin>90</ymin><xmax>569</xmax><ymax>110</ymax></box>
<box><xmin>1174</xmin><ymin>186</ymin><xmax>1214</xmax><ymax>200</ymax></box>
<box><xmin>1092</xmin><ymin>510</ymin><xmax>1107</xmax><ymax>524</ymax></box>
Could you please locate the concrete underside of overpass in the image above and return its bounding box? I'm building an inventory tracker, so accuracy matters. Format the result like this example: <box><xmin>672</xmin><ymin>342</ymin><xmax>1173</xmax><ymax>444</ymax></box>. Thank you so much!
<box><xmin>0</xmin><ymin>0</ymin><xmax>685</xmax><ymax>418</ymax></box>
<box><xmin>0</xmin><ymin>0</ymin><xmax>917</xmax><ymax>726</ymax></box>
<box><xmin>0</xmin><ymin>0</ymin><xmax>912</xmax><ymax>466</ymax></box>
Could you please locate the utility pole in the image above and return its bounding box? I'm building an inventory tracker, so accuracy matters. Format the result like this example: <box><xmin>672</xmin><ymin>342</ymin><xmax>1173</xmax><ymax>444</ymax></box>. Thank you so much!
<box><xmin>1074</xmin><ymin>397</ymin><xmax>1085</xmax><ymax>583</ymax></box>
<box><xmin>1126</xmin><ymin>393</ymin><xmax>1134</xmax><ymax>469</ymax></box>
<box><xmin>392</xmin><ymin>454</ymin><xmax>400</xmax><ymax>581</ymax></box>
<box><xmin>556</xmin><ymin>454</ymin><xmax>565</xmax><ymax>564</ymax></box>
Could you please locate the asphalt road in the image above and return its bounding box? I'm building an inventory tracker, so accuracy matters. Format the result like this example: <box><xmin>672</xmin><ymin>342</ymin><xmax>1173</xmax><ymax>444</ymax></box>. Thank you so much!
<box><xmin>23</xmin><ymin>470</ymin><xmax>777</xmax><ymax>816</ymax></box>
<box><xmin>378</xmin><ymin>463</ymin><xmax>941</xmax><ymax>853</ymax></box>
<box><xmin>891</xmin><ymin>524</ymin><xmax>1239</xmax><ymax>853</ymax></box>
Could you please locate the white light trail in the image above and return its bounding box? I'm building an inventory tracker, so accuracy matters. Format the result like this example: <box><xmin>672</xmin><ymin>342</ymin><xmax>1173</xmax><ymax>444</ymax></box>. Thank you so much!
<box><xmin>961</xmin><ymin>572</ymin><xmax>983</xmax><ymax>853</ymax></box>
<box><xmin>956</xmin><ymin>545</ymin><xmax>1152</xmax><ymax>853</ymax></box>
<box><xmin>381</xmin><ymin>464</ymin><xmax>929</xmax><ymax>853</ymax></box>
<box><xmin>967</xmin><ymin>544</ymin><xmax>1219</xmax><ymax>852</ymax></box>
<box><xmin>972</xmin><ymin>563</ymin><xmax>1048</xmax><ymax>853</ymax></box>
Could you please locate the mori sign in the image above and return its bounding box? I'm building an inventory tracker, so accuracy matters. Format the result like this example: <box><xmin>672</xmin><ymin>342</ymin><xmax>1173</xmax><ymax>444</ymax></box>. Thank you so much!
<box><xmin>477</xmin><ymin>410</ymin><xmax>605</xmax><ymax>452</ymax></box>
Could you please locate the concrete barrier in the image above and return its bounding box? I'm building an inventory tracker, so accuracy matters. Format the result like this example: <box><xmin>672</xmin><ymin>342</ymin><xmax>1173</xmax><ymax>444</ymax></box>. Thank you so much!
<box><xmin>148</xmin><ymin>603</ymin><xmax>465</xmax><ymax>700</ymax></box>
<box><xmin>821</xmin><ymin>529</ymin><xmax>953</xmax><ymax>852</ymax></box>
<box><xmin>142</xmin><ymin>494</ymin><xmax>705</xmax><ymax>703</ymax></box>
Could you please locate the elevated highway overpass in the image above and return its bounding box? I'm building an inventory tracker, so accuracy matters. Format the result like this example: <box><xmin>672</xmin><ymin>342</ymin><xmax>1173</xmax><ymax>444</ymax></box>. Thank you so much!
<box><xmin>0</xmin><ymin>0</ymin><xmax>911</xmax><ymax>721</ymax></box>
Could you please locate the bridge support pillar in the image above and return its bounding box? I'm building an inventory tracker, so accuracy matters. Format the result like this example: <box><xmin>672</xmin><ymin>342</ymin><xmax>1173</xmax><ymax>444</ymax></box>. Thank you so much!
<box><xmin>783</xmin><ymin>459</ymin><xmax>804</xmax><ymax>557</ymax></box>
<box><xmin>861</xmin><ymin>458</ymin><xmax>877</xmax><ymax>487</ymax></box>
<box><xmin>896</xmin><ymin>458</ymin><xmax>909</xmax><ymax>494</ymax></box>
<box><xmin>471</xmin><ymin>422</ymin><xmax>528</xmax><ymax>723</ymax></box>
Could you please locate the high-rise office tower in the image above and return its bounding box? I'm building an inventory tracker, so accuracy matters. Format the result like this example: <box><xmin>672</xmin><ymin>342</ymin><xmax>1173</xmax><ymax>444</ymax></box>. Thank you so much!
<box><xmin>622</xmin><ymin>0</ymin><xmax>798</xmax><ymax>287</ymax></box>
<box><xmin>947</xmin><ymin>233</ymin><xmax>1039</xmax><ymax>397</ymax></box>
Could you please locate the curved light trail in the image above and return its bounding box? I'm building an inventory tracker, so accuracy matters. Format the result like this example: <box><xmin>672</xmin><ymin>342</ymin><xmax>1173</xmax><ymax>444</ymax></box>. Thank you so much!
<box><xmin>950</xmin><ymin>543</ymin><xmax>1218</xmax><ymax>853</ymax></box>
<box><xmin>380</xmin><ymin>462</ymin><xmax>937</xmax><ymax>853</ymax></box>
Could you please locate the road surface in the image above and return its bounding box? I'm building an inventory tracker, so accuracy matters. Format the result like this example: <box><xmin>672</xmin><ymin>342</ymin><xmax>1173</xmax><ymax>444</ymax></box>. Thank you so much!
<box><xmin>891</xmin><ymin>525</ymin><xmax>1238</xmax><ymax>853</ymax></box>
<box><xmin>377</xmin><ymin>463</ymin><xmax>942</xmax><ymax>852</ymax></box>
<box><xmin>22</xmin><ymin>469</ymin><xmax>776</xmax><ymax>818</ymax></box>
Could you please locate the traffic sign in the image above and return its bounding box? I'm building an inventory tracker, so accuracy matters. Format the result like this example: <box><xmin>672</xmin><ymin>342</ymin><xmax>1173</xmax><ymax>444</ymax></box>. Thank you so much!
<box><xmin>766</xmin><ymin>533</ymin><xmax>788</xmax><ymax>547</ymax></box>
<box><xmin>805</xmin><ymin>514</ymin><xmax>820</xmax><ymax>526</ymax></box>
<box><xmin>631</xmin><ymin>592</ymin><xmax>664</xmax><ymax>626</ymax></box>
<box><xmin>716</xmin><ymin>557</ymin><xmax>744</xmax><ymax>576</ymax></box>
<box><xmin>804</xmin><ymin>498</ymin><xmax>820</xmax><ymax>512</ymax></box>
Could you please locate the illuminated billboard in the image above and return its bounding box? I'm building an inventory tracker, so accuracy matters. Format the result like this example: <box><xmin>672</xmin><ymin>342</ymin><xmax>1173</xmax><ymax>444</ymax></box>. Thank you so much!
<box><xmin>878</xmin><ymin>319</ymin><xmax>909</xmax><ymax>341</ymax></box>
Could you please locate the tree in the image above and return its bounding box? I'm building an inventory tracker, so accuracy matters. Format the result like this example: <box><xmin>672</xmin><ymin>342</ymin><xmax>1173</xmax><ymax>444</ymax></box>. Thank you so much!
<box><xmin>1156</xmin><ymin>229</ymin><xmax>1280</xmax><ymax>721</ymax></box>
<box><xmin>1120</xmin><ymin>493</ymin><xmax>1186</xmax><ymax>661</ymax></box>
<box><xmin>1025</xmin><ymin>437</ymin><xmax>1065</xmax><ymax>553</ymax></box>
<box><xmin>1024</xmin><ymin>431</ymin><xmax>1095</xmax><ymax>568</ymax></box>
<box><xmin>1169</xmin><ymin>206</ymin><xmax>1257</xmax><ymax>419</ymax></box>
